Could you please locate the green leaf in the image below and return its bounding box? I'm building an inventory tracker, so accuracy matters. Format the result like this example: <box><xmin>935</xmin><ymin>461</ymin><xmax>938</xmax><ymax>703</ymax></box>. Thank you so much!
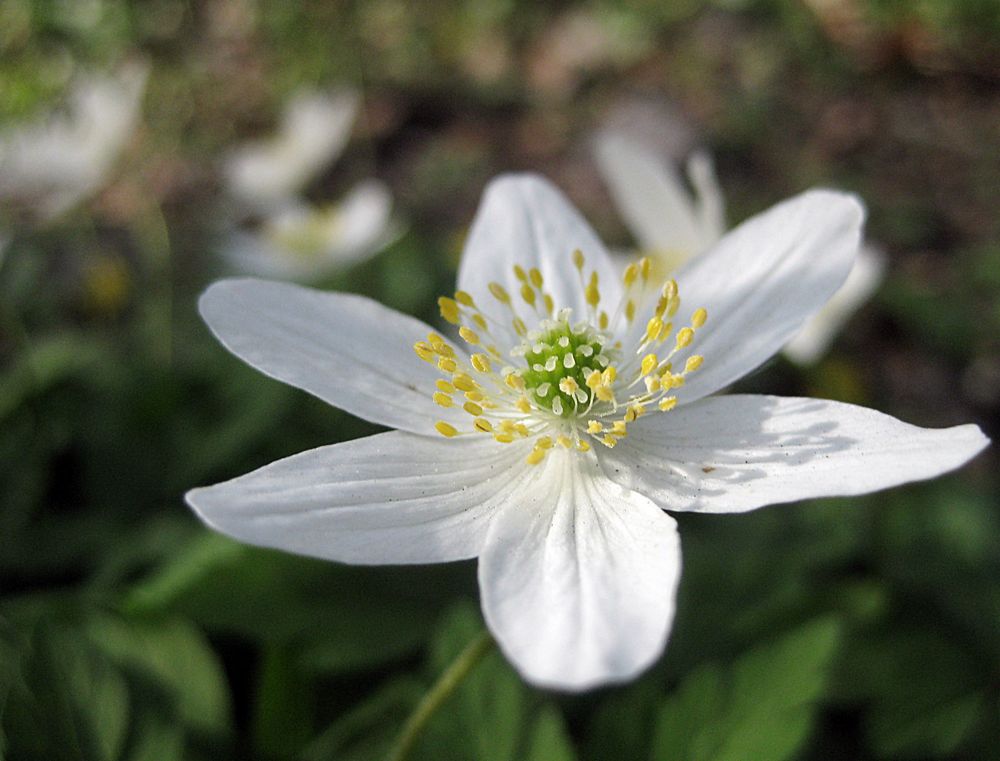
<box><xmin>84</xmin><ymin>614</ymin><xmax>230</xmax><ymax>738</ymax></box>
<box><xmin>3</xmin><ymin>622</ymin><xmax>130</xmax><ymax>761</ymax></box>
<box><xmin>126</xmin><ymin>534</ymin><xmax>465</xmax><ymax>672</ymax></box>
<box><xmin>411</xmin><ymin>604</ymin><xmax>528</xmax><ymax>761</ymax></box>
<box><xmin>524</xmin><ymin>705</ymin><xmax>576</xmax><ymax>761</ymax></box>
<box><xmin>838</xmin><ymin>628</ymin><xmax>987</xmax><ymax>758</ymax></box>
<box><xmin>252</xmin><ymin>645</ymin><xmax>313</xmax><ymax>760</ymax></box>
<box><xmin>303</xmin><ymin>678</ymin><xmax>423</xmax><ymax>761</ymax></box>
<box><xmin>582</xmin><ymin>677</ymin><xmax>661</xmax><ymax>761</ymax></box>
<box><xmin>649</xmin><ymin>617</ymin><xmax>842</xmax><ymax>761</ymax></box>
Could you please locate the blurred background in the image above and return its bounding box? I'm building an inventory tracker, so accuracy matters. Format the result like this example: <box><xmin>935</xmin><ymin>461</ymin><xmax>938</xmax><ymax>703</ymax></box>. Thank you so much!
<box><xmin>1</xmin><ymin>0</ymin><xmax>998</xmax><ymax>759</ymax></box>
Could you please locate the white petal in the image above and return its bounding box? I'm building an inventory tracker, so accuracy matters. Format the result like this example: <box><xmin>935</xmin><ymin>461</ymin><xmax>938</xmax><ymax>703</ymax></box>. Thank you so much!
<box><xmin>686</xmin><ymin>151</ymin><xmax>726</xmax><ymax>248</ymax></box>
<box><xmin>457</xmin><ymin>174</ymin><xmax>622</xmax><ymax>342</ymax></box>
<box><xmin>0</xmin><ymin>62</ymin><xmax>147</xmax><ymax>221</ymax></box>
<box><xmin>600</xmin><ymin>395</ymin><xmax>989</xmax><ymax>514</ymax></box>
<box><xmin>220</xmin><ymin>182</ymin><xmax>395</xmax><ymax>281</ymax></box>
<box><xmin>328</xmin><ymin>179</ymin><xmax>397</xmax><ymax>264</ymax></box>
<box><xmin>479</xmin><ymin>448</ymin><xmax>681</xmax><ymax>691</ymax></box>
<box><xmin>198</xmin><ymin>278</ymin><xmax>467</xmax><ymax>435</ymax></box>
<box><xmin>187</xmin><ymin>432</ymin><xmax>531</xmax><ymax>564</ymax></box>
<box><xmin>223</xmin><ymin>89</ymin><xmax>359</xmax><ymax>209</ymax></box>
<box><xmin>783</xmin><ymin>243</ymin><xmax>886</xmax><ymax>365</ymax></box>
<box><xmin>593</xmin><ymin>133</ymin><xmax>710</xmax><ymax>258</ymax></box>
<box><xmin>664</xmin><ymin>189</ymin><xmax>865</xmax><ymax>403</ymax></box>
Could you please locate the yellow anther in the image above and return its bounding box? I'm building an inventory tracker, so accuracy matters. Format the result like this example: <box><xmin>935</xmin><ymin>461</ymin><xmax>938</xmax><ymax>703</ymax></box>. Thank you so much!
<box><xmin>536</xmin><ymin>436</ymin><xmax>554</xmax><ymax>449</ymax></box>
<box><xmin>513</xmin><ymin>265</ymin><xmax>527</xmax><ymax>282</ymax></box>
<box><xmin>463</xmin><ymin>401</ymin><xmax>484</xmax><ymax>416</ymax></box>
<box><xmin>473</xmin><ymin>314</ymin><xmax>488</xmax><ymax>330</ymax></box>
<box><xmin>471</xmin><ymin>353</ymin><xmax>492</xmax><ymax>373</ymax></box>
<box><xmin>559</xmin><ymin>377</ymin><xmax>579</xmax><ymax>395</ymax></box>
<box><xmin>640</xmin><ymin>257</ymin><xmax>651</xmax><ymax>280</ymax></box>
<box><xmin>435</xmin><ymin>421</ymin><xmax>459</xmax><ymax>438</ymax></box>
<box><xmin>516</xmin><ymin>397</ymin><xmax>532</xmax><ymax>413</ymax></box>
<box><xmin>587</xmin><ymin>420</ymin><xmax>603</xmax><ymax>434</ymax></box>
<box><xmin>599</xmin><ymin>311</ymin><xmax>609</xmax><ymax>330</ymax></box>
<box><xmin>623</xmin><ymin>406</ymin><xmax>637</xmax><ymax>423</ymax></box>
<box><xmin>641</xmin><ymin>353</ymin><xmax>659</xmax><ymax>376</ymax></box>
<box><xmin>436</xmin><ymin>379</ymin><xmax>455</xmax><ymax>394</ymax></box>
<box><xmin>488</xmin><ymin>282</ymin><xmax>510</xmax><ymax>304</ymax></box>
<box><xmin>431</xmin><ymin>341</ymin><xmax>455</xmax><ymax>358</ymax></box>
<box><xmin>437</xmin><ymin>357</ymin><xmax>457</xmax><ymax>373</ymax></box>
<box><xmin>676</xmin><ymin>327</ymin><xmax>694</xmax><ymax>348</ymax></box>
<box><xmin>667</xmin><ymin>295</ymin><xmax>680</xmax><ymax>318</ymax></box>
<box><xmin>506</xmin><ymin>373</ymin><xmax>525</xmax><ymax>390</ymax></box>
<box><xmin>662</xmin><ymin>279</ymin><xmax>678</xmax><ymax>301</ymax></box>
<box><xmin>602</xmin><ymin>434</ymin><xmax>618</xmax><ymax>448</ymax></box>
<box><xmin>623</xmin><ymin>262</ymin><xmax>639</xmax><ymax>287</ymax></box>
<box><xmin>433</xmin><ymin>392</ymin><xmax>453</xmax><ymax>408</ymax></box>
<box><xmin>557</xmin><ymin>435</ymin><xmax>573</xmax><ymax>449</ymax></box>
<box><xmin>465</xmin><ymin>390</ymin><xmax>484</xmax><ymax>402</ymax></box>
<box><xmin>684</xmin><ymin>355</ymin><xmax>704</xmax><ymax>373</ymax></box>
<box><xmin>625</xmin><ymin>300</ymin><xmax>636</xmax><ymax>323</ymax></box>
<box><xmin>459</xmin><ymin>326</ymin><xmax>480</xmax><ymax>345</ymax></box>
<box><xmin>529</xmin><ymin>268</ymin><xmax>544</xmax><ymax>288</ymax></box>
<box><xmin>500</xmin><ymin>420</ymin><xmax>517</xmax><ymax>434</ymax></box>
<box><xmin>586</xmin><ymin>370</ymin><xmax>602</xmax><ymax>389</ymax></box>
<box><xmin>644</xmin><ymin>375</ymin><xmax>662</xmax><ymax>393</ymax></box>
<box><xmin>514</xmin><ymin>423</ymin><xmax>531</xmax><ymax>437</ymax></box>
<box><xmin>671</xmin><ymin>375</ymin><xmax>686</xmax><ymax>388</ymax></box>
<box><xmin>543</xmin><ymin>294</ymin><xmax>554</xmax><ymax>315</ymax></box>
<box><xmin>602</xmin><ymin>366</ymin><xmax>617</xmax><ymax>384</ymax></box>
<box><xmin>656</xmin><ymin>321</ymin><xmax>673</xmax><ymax>342</ymax></box>
<box><xmin>427</xmin><ymin>332</ymin><xmax>446</xmax><ymax>344</ymax></box>
<box><xmin>520</xmin><ymin>283</ymin><xmax>536</xmax><ymax>306</ymax></box>
<box><xmin>658</xmin><ymin>397</ymin><xmax>678</xmax><ymax>411</ymax></box>
<box><xmin>646</xmin><ymin>316</ymin><xmax>663</xmax><ymax>342</ymax></box>
<box><xmin>526</xmin><ymin>448</ymin><xmax>546</xmax><ymax>466</ymax></box>
<box><xmin>473</xmin><ymin>418</ymin><xmax>493</xmax><ymax>433</ymax></box>
<box><xmin>454</xmin><ymin>290</ymin><xmax>475</xmax><ymax>307</ymax></box>
<box><xmin>413</xmin><ymin>342</ymin><xmax>434</xmax><ymax>362</ymax></box>
<box><xmin>452</xmin><ymin>373</ymin><xmax>478</xmax><ymax>392</ymax></box>
<box><xmin>572</xmin><ymin>249</ymin><xmax>585</xmax><ymax>270</ymax></box>
<box><xmin>612</xmin><ymin>421</ymin><xmax>628</xmax><ymax>435</ymax></box>
<box><xmin>494</xmin><ymin>433</ymin><xmax>515</xmax><ymax>444</ymax></box>
<box><xmin>585</xmin><ymin>272</ymin><xmax>600</xmax><ymax>308</ymax></box>
<box><xmin>438</xmin><ymin>296</ymin><xmax>460</xmax><ymax>324</ymax></box>
<box><xmin>577</xmin><ymin>439</ymin><xmax>591</xmax><ymax>452</ymax></box>
<box><xmin>512</xmin><ymin>317</ymin><xmax>527</xmax><ymax>337</ymax></box>
<box><xmin>595</xmin><ymin>385</ymin><xmax>614</xmax><ymax>402</ymax></box>
<box><xmin>691</xmin><ymin>307</ymin><xmax>707</xmax><ymax>328</ymax></box>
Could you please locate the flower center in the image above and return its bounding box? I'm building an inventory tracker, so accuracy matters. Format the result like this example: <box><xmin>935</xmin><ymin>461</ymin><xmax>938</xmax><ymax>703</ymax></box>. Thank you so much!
<box><xmin>516</xmin><ymin>315</ymin><xmax>610</xmax><ymax>417</ymax></box>
<box><xmin>413</xmin><ymin>251</ymin><xmax>708</xmax><ymax>465</ymax></box>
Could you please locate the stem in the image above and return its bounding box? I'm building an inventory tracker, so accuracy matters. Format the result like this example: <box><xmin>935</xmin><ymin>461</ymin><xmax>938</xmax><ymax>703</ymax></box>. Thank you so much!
<box><xmin>386</xmin><ymin>629</ymin><xmax>495</xmax><ymax>761</ymax></box>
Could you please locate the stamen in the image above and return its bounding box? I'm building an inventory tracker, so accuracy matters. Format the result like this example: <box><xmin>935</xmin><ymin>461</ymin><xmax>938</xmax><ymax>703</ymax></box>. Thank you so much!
<box><xmin>420</xmin><ymin>249</ymin><xmax>707</xmax><ymax>456</ymax></box>
<box><xmin>435</xmin><ymin>421</ymin><xmax>459</xmax><ymax>438</ymax></box>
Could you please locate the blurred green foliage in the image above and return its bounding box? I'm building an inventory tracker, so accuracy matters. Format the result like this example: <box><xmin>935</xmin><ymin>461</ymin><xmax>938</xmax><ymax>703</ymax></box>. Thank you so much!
<box><xmin>1</xmin><ymin>0</ymin><xmax>998</xmax><ymax>759</ymax></box>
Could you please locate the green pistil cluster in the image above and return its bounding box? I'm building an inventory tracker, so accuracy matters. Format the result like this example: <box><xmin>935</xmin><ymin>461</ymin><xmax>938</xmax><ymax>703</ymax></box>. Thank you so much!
<box><xmin>516</xmin><ymin>317</ymin><xmax>609</xmax><ymax>417</ymax></box>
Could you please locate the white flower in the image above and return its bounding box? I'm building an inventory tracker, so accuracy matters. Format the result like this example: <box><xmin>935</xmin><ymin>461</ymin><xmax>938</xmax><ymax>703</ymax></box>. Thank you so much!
<box><xmin>222</xmin><ymin>89</ymin><xmax>361</xmax><ymax>211</ymax></box>
<box><xmin>218</xmin><ymin>180</ymin><xmax>395</xmax><ymax>281</ymax></box>
<box><xmin>595</xmin><ymin>132</ymin><xmax>886</xmax><ymax>365</ymax></box>
<box><xmin>220</xmin><ymin>89</ymin><xmax>396</xmax><ymax>281</ymax></box>
<box><xmin>0</xmin><ymin>62</ymin><xmax>148</xmax><ymax>222</ymax></box>
<box><xmin>186</xmin><ymin>174</ymin><xmax>987</xmax><ymax>691</ymax></box>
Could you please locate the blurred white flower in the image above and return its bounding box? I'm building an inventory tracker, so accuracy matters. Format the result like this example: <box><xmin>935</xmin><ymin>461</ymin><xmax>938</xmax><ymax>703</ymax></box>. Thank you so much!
<box><xmin>219</xmin><ymin>180</ymin><xmax>395</xmax><ymax>280</ymax></box>
<box><xmin>222</xmin><ymin>89</ymin><xmax>361</xmax><ymax>211</ymax></box>
<box><xmin>0</xmin><ymin>62</ymin><xmax>148</xmax><ymax>222</ymax></box>
<box><xmin>187</xmin><ymin>174</ymin><xmax>987</xmax><ymax>691</ymax></box>
<box><xmin>595</xmin><ymin>132</ymin><xmax>886</xmax><ymax>365</ymax></box>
